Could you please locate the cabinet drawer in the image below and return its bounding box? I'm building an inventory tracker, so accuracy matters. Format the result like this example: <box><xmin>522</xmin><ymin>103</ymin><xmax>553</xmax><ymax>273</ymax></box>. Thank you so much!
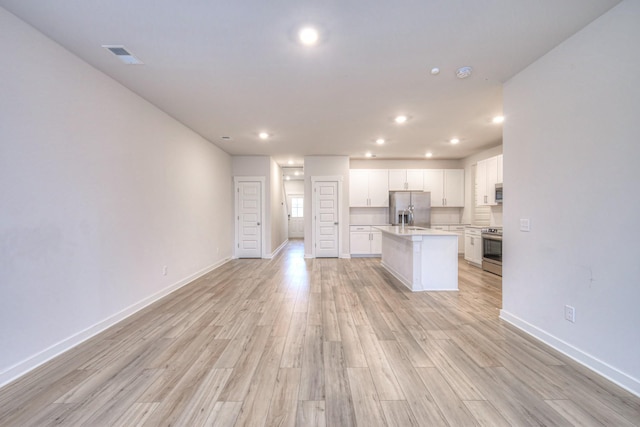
<box><xmin>350</xmin><ymin>225</ymin><xmax>371</xmax><ymax>232</ymax></box>
<box><xmin>465</xmin><ymin>227</ymin><xmax>481</xmax><ymax>237</ymax></box>
<box><xmin>450</xmin><ymin>225</ymin><xmax>466</xmax><ymax>232</ymax></box>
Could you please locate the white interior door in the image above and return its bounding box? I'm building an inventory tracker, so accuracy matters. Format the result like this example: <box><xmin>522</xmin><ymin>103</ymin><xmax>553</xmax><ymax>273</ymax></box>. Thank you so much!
<box><xmin>314</xmin><ymin>181</ymin><xmax>339</xmax><ymax>258</ymax></box>
<box><xmin>237</xmin><ymin>181</ymin><xmax>262</xmax><ymax>258</ymax></box>
<box><xmin>288</xmin><ymin>195</ymin><xmax>304</xmax><ymax>238</ymax></box>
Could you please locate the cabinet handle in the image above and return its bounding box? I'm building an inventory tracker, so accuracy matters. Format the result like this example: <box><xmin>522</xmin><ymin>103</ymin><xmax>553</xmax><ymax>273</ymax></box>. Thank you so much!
<box><xmin>443</xmin><ymin>198</ymin><xmax>446</xmax><ymax>206</ymax></box>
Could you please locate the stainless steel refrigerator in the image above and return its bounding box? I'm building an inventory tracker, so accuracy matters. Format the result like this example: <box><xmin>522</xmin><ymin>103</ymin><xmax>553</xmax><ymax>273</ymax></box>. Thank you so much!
<box><xmin>389</xmin><ymin>191</ymin><xmax>431</xmax><ymax>228</ymax></box>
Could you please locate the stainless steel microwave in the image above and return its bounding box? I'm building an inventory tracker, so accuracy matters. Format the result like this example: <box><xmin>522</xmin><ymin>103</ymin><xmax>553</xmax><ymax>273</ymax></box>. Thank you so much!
<box><xmin>495</xmin><ymin>183</ymin><xmax>503</xmax><ymax>204</ymax></box>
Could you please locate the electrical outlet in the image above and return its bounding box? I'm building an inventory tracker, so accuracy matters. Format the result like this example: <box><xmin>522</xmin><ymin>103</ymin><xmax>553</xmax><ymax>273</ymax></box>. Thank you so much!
<box><xmin>564</xmin><ymin>305</ymin><xmax>575</xmax><ymax>323</ymax></box>
<box><xmin>162</xmin><ymin>265</ymin><xmax>168</xmax><ymax>276</ymax></box>
<box><xmin>520</xmin><ymin>218</ymin><xmax>531</xmax><ymax>232</ymax></box>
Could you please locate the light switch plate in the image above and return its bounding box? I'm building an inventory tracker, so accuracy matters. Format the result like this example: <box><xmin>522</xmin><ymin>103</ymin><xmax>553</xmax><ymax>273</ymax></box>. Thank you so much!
<box><xmin>520</xmin><ymin>218</ymin><xmax>530</xmax><ymax>232</ymax></box>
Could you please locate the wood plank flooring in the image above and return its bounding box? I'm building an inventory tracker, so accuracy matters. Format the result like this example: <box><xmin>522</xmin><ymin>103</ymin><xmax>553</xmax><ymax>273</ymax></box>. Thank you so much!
<box><xmin>1</xmin><ymin>240</ymin><xmax>639</xmax><ymax>426</ymax></box>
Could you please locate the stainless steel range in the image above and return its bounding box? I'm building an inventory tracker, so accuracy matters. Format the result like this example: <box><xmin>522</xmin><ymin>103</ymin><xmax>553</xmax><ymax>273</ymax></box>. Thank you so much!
<box><xmin>481</xmin><ymin>227</ymin><xmax>502</xmax><ymax>276</ymax></box>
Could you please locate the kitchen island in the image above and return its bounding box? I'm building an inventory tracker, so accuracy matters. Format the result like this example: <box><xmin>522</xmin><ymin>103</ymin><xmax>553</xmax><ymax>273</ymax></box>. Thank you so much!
<box><xmin>374</xmin><ymin>225</ymin><xmax>458</xmax><ymax>292</ymax></box>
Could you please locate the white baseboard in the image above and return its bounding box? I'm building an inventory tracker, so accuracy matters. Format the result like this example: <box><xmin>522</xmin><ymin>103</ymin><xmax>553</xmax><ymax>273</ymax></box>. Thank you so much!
<box><xmin>340</xmin><ymin>253</ymin><xmax>351</xmax><ymax>259</ymax></box>
<box><xmin>263</xmin><ymin>239</ymin><xmax>288</xmax><ymax>259</ymax></box>
<box><xmin>0</xmin><ymin>257</ymin><xmax>231</xmax><ymax>389</ymax></box>
<box><xmin>500</xmin><ymin>310</ymin><xmax>640</xmax><ymax>397</ymax></box>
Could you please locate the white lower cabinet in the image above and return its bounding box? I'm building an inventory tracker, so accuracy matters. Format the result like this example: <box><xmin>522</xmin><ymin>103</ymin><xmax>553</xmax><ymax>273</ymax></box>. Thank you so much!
<box><xmin>350</xmin><ymin>226</ymin><xmax>382</xmax><ymax>256</ymax></box>
<box><xmin>431</xmin><ymin>225</ymin><xmax>465</xmax><ymax>254</ymax></box>
<box><xmin>464</xmin><ymin>227</ymin><xmax>482</xmax><ymax>266</ymax></box>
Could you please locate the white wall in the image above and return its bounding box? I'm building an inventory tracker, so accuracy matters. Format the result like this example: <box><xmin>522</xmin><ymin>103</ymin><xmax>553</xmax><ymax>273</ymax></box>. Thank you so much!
<box><xmin>270</xmin><ymin>158</ymin><xmax>288</xmax><ymax>255</ymax></box>
<box><xmin>304</xmin><ymin>156</ymin><xmax>350</xmax><ymax>258</ymax></box>
<box><xmin>231</xmin><ymin>156</ymin><xmax>288</xmax><ymax>258</ymax></box>
<box><xmin>350</xmin><ymin>159</ymin><xmax>462</xmax><ymax>169</ymax></box>
<box><xmin>0</xmin><ymin>8</ymin><xmax>233</xmax><ymax>386</ymax></box>
<box><xmin>501</xmin><ymin>0</ymin><xmax>640</xmax><ymax>395</ymax></box>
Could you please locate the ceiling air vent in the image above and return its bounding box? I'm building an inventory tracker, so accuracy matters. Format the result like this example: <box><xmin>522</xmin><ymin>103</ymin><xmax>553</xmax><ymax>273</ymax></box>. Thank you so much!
<box><xmin>102</xmin><ymin>45</ymin><xmax>144</xmax><ymax>65</ymax></box>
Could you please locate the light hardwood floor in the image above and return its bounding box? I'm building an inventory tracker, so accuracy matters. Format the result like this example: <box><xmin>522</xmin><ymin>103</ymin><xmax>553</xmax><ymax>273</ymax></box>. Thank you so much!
<box><xmin>1</xmin><ymin>240</ymin><xmax>639</xmax><ymax>426</ymax></box>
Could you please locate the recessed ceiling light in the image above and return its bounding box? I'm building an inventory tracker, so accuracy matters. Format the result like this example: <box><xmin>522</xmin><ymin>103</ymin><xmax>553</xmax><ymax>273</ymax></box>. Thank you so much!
<box><xmin>365</xmin><ymin>152</ymin><xmax>373</xmax><ymax>158</ymax></box>
<box><xmin>492</xmin><ymin>116</ymin><xmax>505</xmax><ymax>124</ymax></box>
<box><xmin>450</xmin><ymin>138</ymin><xmax>460</xmax><ymax>144</ymax></box>
<box><xmin>287</xmin><ymin>160</ymin><xmax>294</xmax><ymax>165</ymax></box>
<box><xmin>294</xmin><ymin>171</ymin><xmax>300</xmax><ymax>176</ymax></box>
<box><xmin>259</xmin><ymin>132</ymin><xmax>269</xmax><ymax>140</ymax></box>
<box><xmin>298</xmin><ymin>27</ymin><xmax>319</xmax><ymax>46</ymax></box>
<box><xmin>425</xmin><ymin>152</ymin><xmax>433</xmax><ymax>158</ymax></box>
<box><xmin>456</xmin><ymin>66</ymin><xmax>473</xmax><ymax>79</ymax></box>
<box><xmin>286</xmin><ymin>176</ymin><xmax>291</xmax><ymax>181</ymax></box>
<box><xmin>430</xmin><ymin>68</ymin><xmax>440</xmax><ymax>75</ymax></box>
<box><xmin>394</xmin><ymin>115</ymin><xmax>408</xmax><ymax>124</ymax></box>
<box><xmin>376</xmin><ymin>138</ymin><xmax>385</xmax><ymax>145</ymax></box>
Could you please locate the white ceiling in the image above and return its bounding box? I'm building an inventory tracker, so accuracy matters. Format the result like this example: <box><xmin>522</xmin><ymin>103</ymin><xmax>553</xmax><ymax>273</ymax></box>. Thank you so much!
<box><xmin>1</xmin><ymin>0</ymin><xmax>620</xmax><ymax>166</ymax></box>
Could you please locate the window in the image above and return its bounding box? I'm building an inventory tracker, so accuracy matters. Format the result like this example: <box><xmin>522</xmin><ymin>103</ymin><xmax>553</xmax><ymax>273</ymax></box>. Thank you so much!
<box><xmin>291</xmin><ymin>197</ymin><xmax>304</xmax><ymax>218</ymax></box>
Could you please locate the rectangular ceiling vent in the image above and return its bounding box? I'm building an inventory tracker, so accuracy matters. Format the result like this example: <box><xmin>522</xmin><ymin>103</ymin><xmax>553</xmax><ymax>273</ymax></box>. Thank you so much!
<box><xmin>102</xmin><ymin>45</ymin><xmax>144</xmax><ymax>65</ymax></box>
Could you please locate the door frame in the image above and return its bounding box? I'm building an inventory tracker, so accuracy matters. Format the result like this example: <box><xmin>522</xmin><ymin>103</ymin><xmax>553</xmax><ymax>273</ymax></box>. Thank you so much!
<box><xmin>311</xmin><ymin>176</ymin><xmax>343</xmax><ymax>258</ymax></box>
<box><xmin>234</xmin><ymin>176</ymin><xmax>266</xmax><ymax>259</ymax></box>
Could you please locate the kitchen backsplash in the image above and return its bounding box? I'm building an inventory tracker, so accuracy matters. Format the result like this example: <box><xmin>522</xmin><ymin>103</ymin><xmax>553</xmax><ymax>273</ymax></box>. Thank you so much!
<box><xmin>490</xmin><ymin>206</ymin><xmax>503</xmax><ymax>227</ymax></box>
<box><xmin>350</xmin><ymin>206</ymin><xmax>465</xmax><ymax>226</ymax></box>
<box><xmin>349</xmin><ymin>207</ymin><xmax>389</xmax><ymax>225</ymax></box>
<box><xmin>431</xmin><ymin>207</ymin><xmax>463</xmax><ymax>225</ymax></box>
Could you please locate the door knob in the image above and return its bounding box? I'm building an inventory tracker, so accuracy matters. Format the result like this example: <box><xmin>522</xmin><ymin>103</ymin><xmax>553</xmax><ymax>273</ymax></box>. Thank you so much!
<box><xmin>257</xmin><ymin>222</ymin><xmax>261</xmax><ymax>226</ymax></box>
<box><xmin>334</xmin><ymin>222</ymin><xmax>339</xmax><ymax>225</ymax></box>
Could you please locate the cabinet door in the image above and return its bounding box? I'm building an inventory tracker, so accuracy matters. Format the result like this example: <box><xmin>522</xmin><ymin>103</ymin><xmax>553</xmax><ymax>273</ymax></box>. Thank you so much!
<box><xmin>388</xmin><ymin>170</ymin><xmax>407</xmax><ymax>191</ymax></box>
<box><xmin>423</xmin><ymin>169</ymin><xmax>444</xmax><ymax>207</ymax></box>
<box><xmin>368</xmin><ymin>170</ymin><xmax>389</xmax><ymax>207</ymax></box>
<box><xmin>349</xmin><ymin>170</ymin><xmax>369</xmax><ymax>207</ymax></box>
<box><xmin>476</xmin><ymin>160</ymin><xmax>488</xmax><ymax>206</ymax></box>
<box><xmin>464</xmin><ymin>235</ymin><xmax>474</xmax><ymax>262</ymax></box>
<box><xmin>497</xmin><ymin>154</ymin><xmax>503</xmax><ymax>184</ymax></box>
<box><xmin>486</xmin><ymin>156</ymin><xmax>499</xmax><ymax>205</ymax></box>
<box><xmin>443</xmin><ymin>169</ymin><xmax>464</xmax><ymax>207</ymax></box>
<box><xmin>350</xmin><ymin>231</ymin><xmax>372</xmax><ymax>254</ymax></box>
<box><xmin>464</xmin><ymin>233</ymin><xmax>482</xmax><ymax>264</ymax></box>
<box><xmin>370</xmin><ymin>231</ymin><xmax>382</xmax><ymax>254</ymax></box>
<box><xmin>406</xmin><ymin>170</ymin><xmax>424</xmax><ymax>191</ymax></box>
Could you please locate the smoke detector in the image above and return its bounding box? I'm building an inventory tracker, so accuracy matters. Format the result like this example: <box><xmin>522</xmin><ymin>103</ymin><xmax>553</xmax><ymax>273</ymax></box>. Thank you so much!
<box><xmin>456</xmin><ymin>66</ymin><xmax>473</xmax><ymax>79</ymax></box>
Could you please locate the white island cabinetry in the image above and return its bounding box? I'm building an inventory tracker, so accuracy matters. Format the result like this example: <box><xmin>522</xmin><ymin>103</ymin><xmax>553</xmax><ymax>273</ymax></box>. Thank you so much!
<box><xmin>375</xmin><ymin>226</ymin><xmax>458</xmax><ymax>291</ymax></box>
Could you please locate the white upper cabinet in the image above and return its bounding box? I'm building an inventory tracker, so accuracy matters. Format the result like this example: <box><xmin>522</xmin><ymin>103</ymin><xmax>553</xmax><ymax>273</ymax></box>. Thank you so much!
<box><xmin>349</xmin><ymin>169</ymin><xmax>389</xmax><ymax>207</ymax></box>
<box><xmin>443</xmin><ymin>169</ymin><xmax>465</xmax><ymax>207</ymax></box>
<box><xmin>423</xmin><ymin>169</ymin><xmax>464</xmax><ymax>207</ymax></box>
<box><xmin>476</xmin><ymin>155</ymin><xmax>502</xmax><ymax>206</ymax></box>
<box><xmin>423</xmin><ymin>169</ymin><xmax>444</xmax><ymax>206</ymax></box>
<box><xmin>388</xmin><ymin>169</ymin><xmax>423</xmax><ymax>191</ymax></box>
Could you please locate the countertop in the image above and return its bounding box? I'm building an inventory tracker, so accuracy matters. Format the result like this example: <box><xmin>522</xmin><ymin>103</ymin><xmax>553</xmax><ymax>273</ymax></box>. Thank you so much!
<box><xmin>374</xmin><ymin>225</ymin><xmax>458</xmax><ymax>237</ymax></box>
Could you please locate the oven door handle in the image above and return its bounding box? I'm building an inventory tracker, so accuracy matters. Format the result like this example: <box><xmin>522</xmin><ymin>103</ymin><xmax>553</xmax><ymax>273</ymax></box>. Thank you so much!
<box><xmin>481</xmin><ymin>234</ymin><xmax>502</xmax><ymax>241</ymax></box>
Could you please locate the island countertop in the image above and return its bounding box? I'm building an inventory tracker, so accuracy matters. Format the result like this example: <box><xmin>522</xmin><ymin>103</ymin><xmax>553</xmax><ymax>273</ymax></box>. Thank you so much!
<box><xmin>374</xmin><ymin>225</ymin><xmax>458</xmax><ymax>238</ymax></box>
